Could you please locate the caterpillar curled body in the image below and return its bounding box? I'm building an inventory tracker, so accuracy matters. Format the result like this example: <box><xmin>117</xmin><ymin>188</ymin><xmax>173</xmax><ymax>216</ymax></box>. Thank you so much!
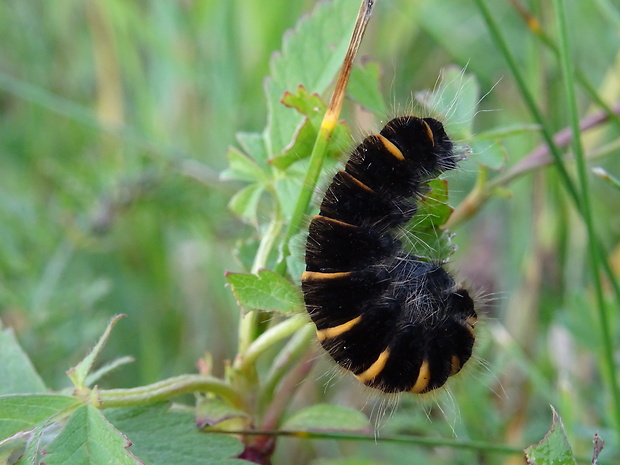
<box><xmin>301</xmin><ymin>116</ymin><xmax>477</xmax><ymax>394</ymax></box>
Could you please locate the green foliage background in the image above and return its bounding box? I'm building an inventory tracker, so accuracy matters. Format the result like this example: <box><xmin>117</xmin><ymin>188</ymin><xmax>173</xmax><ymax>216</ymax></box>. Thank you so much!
<box><xmin>1</xmin><ymin>0</ymin><xmax>619</xmax><ymax>464</ymax></box>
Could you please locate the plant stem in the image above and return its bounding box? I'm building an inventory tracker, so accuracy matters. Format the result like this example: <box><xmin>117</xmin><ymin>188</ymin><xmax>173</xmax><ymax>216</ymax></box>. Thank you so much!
<box><xmin>275</xmin><ymin>0</ymin><xmax>375</xmax><ymax>276</ymax></box>
<box><xmin>593</xmin><ymin>167</ymin><xmax>620</xmax><ymax>190</ymax></box>
<box><xmin>508</xmin><ymin>0</ymin><xmax>620</xmax><ymax>130</ymax></box>
<box><xmin>443</xmin><ymin>165</ymin><xmax>488</xmax><ymax>229</ymax></box>
<box><xmin>472</xmin><ymin>0</ymin><xmax>580</xmax><ymax>206</ymax></box>
<box><xmin>260</xmin><ymin>324</ymin><xmax>315</xmax><ymax>408</ymax></box>
<box><xmin>474</xmin><ymin>0</ymin><xmax>620</xmax><ymax>439</ymax></box>
<box><xmin>237</xmin><ymin>315</ymin><xmax>309</xmax><ymax>373</ymax></box>
<box><xmin>489</xmin><ymin>102</ymin><xmax>620</xmax><ymax>191</ymax></box>
<box><xmin>261</xmin><ymin>352</ymin><xmax>316</xmax><ymax>432</ymax></box>
<box><xmin>553</xmin><ymin>0</ymin><xmax>620</xmax><ymax>435</ymax></box>
<box><xmin>236</xmin><ymin>209</ymin><xmax>285</xmax><ymax>359</ymax></box>
<box><xmin>98</xmin><ymin>374</ymin><xmax>244</xmax><ymax>410</ymax></box>
<box><xmin>249</xmin><ymin>352</ymin><xmax>317</xmax><ymax>456</ymax></box>
<box><xmin>470</xmin><ymin>1</ymin><xmax>620</xmax><ymax>309</ymax></box>
<box><xmin>252</xmin><ymin>202</ymin><xmax>284</xmax><ymax>275</ymax></box>
<box><xmin>210</xmin><ymin>429</ymin><xmax>524</xmax><ymax>456</ymax></box>
<box><xmin>446</xmin><ymin>101</ymin><xmax>620</xmax><ymax>230</ymax></box>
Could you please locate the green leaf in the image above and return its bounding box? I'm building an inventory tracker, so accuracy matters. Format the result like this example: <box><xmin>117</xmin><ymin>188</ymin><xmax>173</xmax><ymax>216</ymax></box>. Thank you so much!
<box><xmin>220</xmin><ymin>147</ymin><xmax>267</xmax><ymax>184</ymax></box>
<box><xmin>405</xmin><ymin>179</ymin><xmax>456</xmax><ymax>261</ymax></box>
<box><xmin>232</xmin><ymin>238</ymin><xmax>261</xmax><ymax>272</ymax></box>
<box><xmin>195</xmin><ymin>397</ymin><xmax>249</xmax><ymax>429</ymax></box>
<box><xmin>0</xmin><ymin>395</ymin><xmax>79</xmax><ymax>441</ymax></box>
<box><xmin>265</xmin><ymin>0</ymin><xmax>360</xmax><ymax>157</ymax></box>
<box><xmin>226</xmin><ymin>269</ymin><xmax>304</xmax><ymax>314</ymax></box>
<box><xmin>0</xmin><ymin>429</ymin><xmax>31</xmax><ymax>464</ymax></box>
<box><xmin>285</xmin><ymin>230</ymin><xmax>307</xmax><ymax>283</ymax></box>
<box><xmin>416</xmin><ymin>66</ymin><xmax>480</xmax><ymax>140</ymax></box>
<box><xmin>228</xmin><ymin>184</ymin><xmax>265</xmax><ymax>226</ymax></box>
<box><xmin>281</xmin><ymin>86</ymin><xmax>326</xmax><ymax>118</ymax></box>
<box><xmin>470</xmin><ymin>140</ymin><xmax>507</xmax><ymax>171</ymax></box>
<box><xmin>237</xmin><ymin>131</ymin><xmax>270</xmax><ymax>168</ymax></box>
<box><xmin>408</xmin><ymin>228</ymin><xmax>456</xmax><ymax>262</ymax></box>
<box><xmin>274</xmin><ymin>173</ymin><xmax>304</xmax><ymax>221</ymax></box>
<box><xmin>42</xmin><ymin>404</ymin><xmax>141</xmax><ymax>465</ymax></box>
<box><xmin>281</xmin><ymin>404</ymin><xmax>371</xmax><ymax>433</ymax></box>
<box><xmin>347</xmin><ymin>61</ymin><xmax>387</xmax><ymax>115</ymax></box>
<box><xmin>270</xmin><ymin>86</ymin><xmax>350</xmax><ymax>170</ymax></box>
<box><xmin>412</xmin><ymin>179</ymin><xmax>452</xmax><ymax>231</ymax></box>
<box><xmin>67</xmin><ymin>314</ymin><xmax>125</xmax><ymax>390</ymax></box>
<box><xmin>105</xmin><ymin>404</ymin><xmax>244</xmax><ymax>465</ymax></box>
<box><xmin>523</xmin><ymin>406</ymin><xmax>577</xmax><ymax>465</ymax></box>
<box><xmin>0</xmin><ymin>328</ymin><xmax>47</xmax><ymax>395</ymax></box>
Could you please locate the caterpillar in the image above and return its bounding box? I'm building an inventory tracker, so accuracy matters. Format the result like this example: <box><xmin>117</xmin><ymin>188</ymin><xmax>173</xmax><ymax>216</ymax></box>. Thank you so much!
<box><xmin>301</xmin><ymin>116</ymin><xmax>477</xmax><ymax>394</ymax></box>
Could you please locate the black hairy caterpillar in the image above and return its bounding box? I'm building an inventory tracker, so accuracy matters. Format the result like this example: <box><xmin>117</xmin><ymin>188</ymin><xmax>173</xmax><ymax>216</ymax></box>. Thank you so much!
<box><xmin>301</xmin><ymin>116</ymin><xmax>477</xmax><ymax>394</ymax></box>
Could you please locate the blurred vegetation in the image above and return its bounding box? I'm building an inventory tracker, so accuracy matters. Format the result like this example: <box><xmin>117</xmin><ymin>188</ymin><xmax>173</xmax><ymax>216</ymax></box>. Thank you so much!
<box><xmin>0</xmin><ymin>0</ymin><xmax>619</xmax><ymax>464</ymax></box>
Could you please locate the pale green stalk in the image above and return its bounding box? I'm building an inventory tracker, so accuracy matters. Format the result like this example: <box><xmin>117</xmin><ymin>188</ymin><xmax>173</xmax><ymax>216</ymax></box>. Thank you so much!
<box><xmin>553</xmin><ymin>0</ymin><xmax>620</xmax><ymax>435</ymax></box>
<box><xmin>98</xmin><ymin>374</ymin><xmax>244</xmax><ymax>410</ymax></box>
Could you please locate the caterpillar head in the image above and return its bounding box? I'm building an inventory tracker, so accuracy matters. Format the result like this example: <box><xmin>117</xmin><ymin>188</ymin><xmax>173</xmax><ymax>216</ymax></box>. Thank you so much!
<box><xmin>380</xmin><ymin>116</ymin><xmax>456</xmax><ymax>176</ymax></box>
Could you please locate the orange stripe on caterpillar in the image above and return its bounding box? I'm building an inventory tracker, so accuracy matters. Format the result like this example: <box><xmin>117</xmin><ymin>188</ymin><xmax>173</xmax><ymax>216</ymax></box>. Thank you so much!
<box><xmin>316</xmin><ymin>315</ymin><xmax>362</xmax><ymax>342</ymax></box>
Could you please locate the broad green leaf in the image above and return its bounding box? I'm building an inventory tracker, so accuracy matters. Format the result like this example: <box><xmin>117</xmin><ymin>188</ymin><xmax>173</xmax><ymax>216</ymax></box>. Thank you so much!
<box><xmin>0</xmin><ymin>429</ymin><xmax>31</xmax><ymax>464</ymax></box>
<box><xmin>42</xmin><ymin>404</ymin><xmax>141</xmax><ymax>465</ymax></box>
<box><xmin>67</xmin><ymin>314</ymin><xmax>125</xmax><ymax>390</ymax></box>
<box><xmin>195</xmin><ymin>397</ymin><xmax>249</xmax><ymax>429</ymax></box>
<box><xmin>236</xmin><ymin>131</ymin><xmax>270</xmax><ymax>168</ymax></box>
<box><xmin>105</xmin><ymin>404</ymin><xmax>243</xmax><ymax>465</ymax></box>
<box><xmin>228</xmin><ymin>184</ymin><xmax>265</xmax><ymax>226</ymax></box>
<box><xmin>232</xmin><ymin>238</ymin><xmax>261</xmax><ymax>273</ymax></box>
<box><xmin>416</xmin><ymin>66</ymin><xmax>480</xmax><ymax>141</ymax></box>
<box><xmin>405</xmin><ymin>179</ymin><xmax>456</xmax><ymax>261</ymax></box>
<box><xmin>523</xmin><ymin>407</ymin><xmax>577</xmax><ymax>465</ymax></box>
<box><xmin>270</xmin><ymin>86</ymin><xmax>350</xmax><ymax>170</ymax></box>
<box><xmin>347</xmin><ymin>61</ymin><xmax>387</xmax><ymax>115</ymax></box>
<box><xmin>470</xmin><ymin>140</ymin><xmax>507</xmax><ymax>171</ymax></box>
<box><xmin>274</xmin><ymin>173</ymin><xmax>304</xmax><ymax>221</ymax></box>
<box><xmin>265</xmin><ymin>0</ymin><xmax>360</xmax><ymax>157</ymax></box>
<box><xmin>285</xmin><ymin>230</ymin><xmax>307</xmax><ymax>283</ymax></box>
<box><xmin>226</xmin><ymin>269</ymin><xmax>304</xmax><ymax>314</ymax></box>
<box><xmin>281</xmin><ymin>404</ymin><xmax>371</xmax><ymax>433</ymax></box>
<box><xmin>411</xmin><ymin>179</ymin><xmax>452</xmax><ymax>231</ymax></box>
<box><xmin>280</xmin><ymin>86</ymin><xmax>325</xmax><ymax>118</ymax></box>
<box><xmin>0</xmin><ymin>395</ymin><xmax>79</xmax><ymax>441</ymax></box>
<box><xmin>273</xmin><ymin>149</ymin><xmax>340</xmax><ymax>222</ymax></box>
<box><xmin>0</xmin><ymin>328</ymin><xmax>46</xmax><ymax>395</ymax></box>
<box><xmin>220</xmin><ymin>147</ymin><xmax>267</xmax><ymax>184</ymax></box>
<box><xmin>407</xmin><ymin>228</ymin><xmax>456</xmax><ymax>262</ymax></box>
